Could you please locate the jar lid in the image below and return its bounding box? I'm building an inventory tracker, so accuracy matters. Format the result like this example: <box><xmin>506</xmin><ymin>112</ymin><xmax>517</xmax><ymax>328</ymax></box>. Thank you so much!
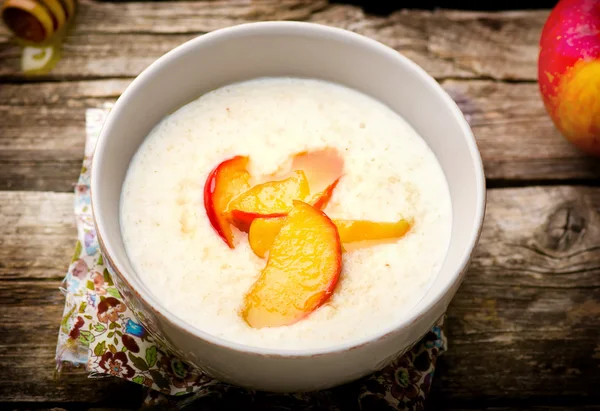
<box><xmin>1</xmin><ymin>0</ymin><xmax>75</xmax><ymax>43</ymax></box>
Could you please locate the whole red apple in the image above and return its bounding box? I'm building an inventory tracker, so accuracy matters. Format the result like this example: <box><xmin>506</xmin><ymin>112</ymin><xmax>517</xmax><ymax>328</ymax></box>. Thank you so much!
<box><xmin>538</xmin><ymin>0</ymin><xmax>600</xmax><ymax>156</ymax></box>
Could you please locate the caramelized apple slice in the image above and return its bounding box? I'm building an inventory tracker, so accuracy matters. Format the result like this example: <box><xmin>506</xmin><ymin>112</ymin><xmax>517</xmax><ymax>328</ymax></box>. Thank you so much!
<box><xmin>227</xmin><ymin>170</ymin><xmax>310</xmax><ymax>231</ymax></box>
<box><xmin>203</xmin><ymin>156</ymin><xmax>251</xmax><ymax>248</ymax></box>
<box><xmin>308</xmin><ymin>177</ymin><xmax>340</xmax><ymax>210</ymax></box>
<box><xmin>242</xmin><ymin>201</ymin><xmax>342</xmax><ymax>328</ymax></box>
<box><xmin>248</xmin><ymin>217</ymin><xmax>286</xmax><ymax>258</ymax></box>
<box><xmin>335</xmin><ymin>219</ymin><xmax>412</xmax><ymax>243</ymax></box>
<box><xmin>249</xmin><ymin>217</ymin><xmax>412</xmax><ymax>258</ymax></box>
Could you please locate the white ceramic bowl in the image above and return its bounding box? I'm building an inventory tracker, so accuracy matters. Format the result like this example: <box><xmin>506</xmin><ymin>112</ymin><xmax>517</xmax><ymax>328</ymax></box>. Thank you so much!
<box><xmin>91</xmin><ymin>21</ymin><xmax>486</xmax><ymax>393</ymax></box>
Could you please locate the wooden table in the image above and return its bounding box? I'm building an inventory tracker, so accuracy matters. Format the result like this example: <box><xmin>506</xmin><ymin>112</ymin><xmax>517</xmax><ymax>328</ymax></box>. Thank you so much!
<box><xmin>1</xmin><ymin>1</ymin><xmax>599</xmax><ymax>409</ymax></box>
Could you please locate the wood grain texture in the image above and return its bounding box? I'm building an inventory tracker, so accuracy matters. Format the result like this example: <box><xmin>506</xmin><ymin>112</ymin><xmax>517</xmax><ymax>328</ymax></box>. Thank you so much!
<box><xmin>434</xmin><ymin>185</ymin><xmax>600</xmax><ymax>401</ymax></box>
<box><xmin>1</xmin><ymin>78</ymin><xmax>599</xmax><ymax>193</ymax></box>
<box><xmin>0</xmin><ymin>191</ymin><xmax>75</xmax><ymax>280</ymax></box>
<box><xmin>0</xmin><ymin>1</ymin><xmax>597</xmax><ymax>189</ymax></box>
<box><xmin>0</xmin><ymin>188</ymin><xmax>598</xmax><ymax>406</ymax></box>
<box><xmin>0</xmin><ymin>80</ymin><xmax>125</xmax><ymax>191</ymax></box>
<box><xmin>0</xmin><ymin>1</ymin><xmax>544</xmax><ymax>81</ymax></box>
<box><xmin>442</xmin><ymin>80</ymin><xmax>600</xmax><ymax>181</ymax></box>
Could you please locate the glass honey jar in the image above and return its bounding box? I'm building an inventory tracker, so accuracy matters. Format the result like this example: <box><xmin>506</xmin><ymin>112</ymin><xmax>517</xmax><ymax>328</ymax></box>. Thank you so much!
<box><xmin>1</xmin><ymin>0</ymin><xmax>77</xmax><ymax>73</ymax></box>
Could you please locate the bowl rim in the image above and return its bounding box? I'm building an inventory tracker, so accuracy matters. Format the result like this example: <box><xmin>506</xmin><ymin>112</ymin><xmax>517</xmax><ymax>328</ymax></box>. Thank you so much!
<box><xmin>91</xmin><ymin>20</ymin><xmax>486</xmax><ymax>358</ymax></box>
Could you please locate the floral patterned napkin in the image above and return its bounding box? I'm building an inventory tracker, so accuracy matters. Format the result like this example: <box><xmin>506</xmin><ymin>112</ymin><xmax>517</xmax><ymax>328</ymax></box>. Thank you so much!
<box><xmin>55</xmin><ymin>104</ymin><xmax>447</xmax><ymax>410</ymax></box>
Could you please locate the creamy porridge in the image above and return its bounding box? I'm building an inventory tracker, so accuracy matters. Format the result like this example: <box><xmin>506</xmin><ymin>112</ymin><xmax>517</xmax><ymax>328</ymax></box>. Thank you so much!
<box><xmin>120</xmin><ymin>77</ymin><xmax>452</xmax><ymax>350</ymax></box>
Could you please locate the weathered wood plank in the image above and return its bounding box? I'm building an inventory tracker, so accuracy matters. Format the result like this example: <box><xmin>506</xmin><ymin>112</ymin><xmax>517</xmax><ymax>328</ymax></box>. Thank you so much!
<box><xmin>432</xmin><ymin>185</ymin><xmax>600</xmax><ymax>403</ymax></box>
<box><xmin>1</xmin><ymin>78</ymin><xmax>598</xmax><ymax>193</ymax></box>
<box><xmin>0</xmin><ymin>79</ymin><xmax>125</xmax><ymax>191</ymax></box>
<box><xmin>0</xmin><ymin>187</ymin><xmax>598</xmax><ymax>405</ymax></box>
<box><xmin>0</xmin><ymin>192</ymin><xmax>75</xmax><ymax>280</ymax></box>
<box><xmin>441</xmin><ymin>80</ymin><xmax>599</xmax><ymax>181</ymax></box>
<box><xmin>0</xmin><ymin>1</ymin><xmax>545</xmax><ymax>81</ymax></box>
<box><xmin>307</xmin><ymin>6</ymin><xmax>544</xmax><ymax>81</ymax></box>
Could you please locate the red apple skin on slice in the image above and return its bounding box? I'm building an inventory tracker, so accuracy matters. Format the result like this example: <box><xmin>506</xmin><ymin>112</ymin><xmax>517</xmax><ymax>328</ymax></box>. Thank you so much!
<box><xmin>247</xmin><ymin>217</ymin><xmax>286</xmax><ymax>258</ymax></box>
<box><xmin>242</xmin><ymin>201</ymin><xmax>343</xmax><ymax>329</ymax></box>
<box><xmin>226</xmin><ymin>170</ymin><xmax>310</xmax><ymax>231</ymax></box>
<box><xmin>228</xmin><ymin>209</ymin><xmax>286</xmax><ymax>233</ymax></box>
<box><xmin>235</xmin><ymin>175</ymin><xmax>340</xmax><ymax>234</ymax></box>
<box><xmin>203</xmin><ymin>156</ymin><xmax>251</xmax><ymax>248</ymax></box>
<box><xmin>309</xmin><ymin>177</ymin><xmax>340</xmax><ymax>210</ymax></box>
